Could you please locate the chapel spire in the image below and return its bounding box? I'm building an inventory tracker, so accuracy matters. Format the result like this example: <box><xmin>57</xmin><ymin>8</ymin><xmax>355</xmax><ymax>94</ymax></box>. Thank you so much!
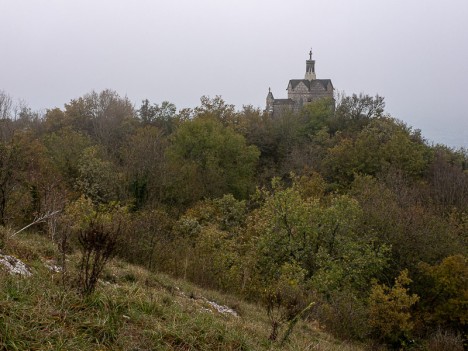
<box><xmin>305</xmin><ymin>49</ymin><xmax>316</xmax><ymax>80</ymax></box>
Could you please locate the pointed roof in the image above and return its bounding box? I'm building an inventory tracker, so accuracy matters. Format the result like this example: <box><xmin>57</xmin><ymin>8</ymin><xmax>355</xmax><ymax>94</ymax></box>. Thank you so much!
<box><xmin>267</xmin><ymin>87</ymin><xmax>274</xmax><ymax>99</ymax></box>
<box><xmin>287</xmin><ymin>79</ymin><xmax>333</xmax><ymax>91</ymax></box>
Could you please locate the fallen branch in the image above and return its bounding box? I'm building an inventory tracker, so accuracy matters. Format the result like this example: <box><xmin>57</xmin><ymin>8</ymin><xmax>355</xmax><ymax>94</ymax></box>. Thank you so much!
<box><xmin>10</xmin><ymin>210</ymin><xmax>61</xmax><ymax>238</ymax></box>
<box><xmin>280</xmin><ymin>301</ymin><xmax>316</xmax><ymax>346</ymax></box>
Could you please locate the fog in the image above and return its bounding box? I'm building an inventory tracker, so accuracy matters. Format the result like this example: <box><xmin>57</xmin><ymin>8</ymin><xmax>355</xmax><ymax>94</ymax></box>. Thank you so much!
<box><xmin>1</xmin><ymin>0</ymin><xmax>467</xmax><ymax>147</ymax></box>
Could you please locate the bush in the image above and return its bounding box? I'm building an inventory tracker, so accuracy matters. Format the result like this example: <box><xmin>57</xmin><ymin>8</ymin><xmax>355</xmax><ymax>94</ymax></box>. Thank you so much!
<box><xmin>426</xmin><ymin>328</ymin><xmax>464</xmax><ymax>351</ymax></box>
<box><xmin>262</xmin><ymin>262</ymin><xmax>310</xmax><ymax>341</ymax></box>
<box><xmin>77</xmin><ymin>221</ymin><xmax>120</xmax><ymax>295</ymax></box>
<box><xmin>314</xmin><ymin>290</ymin><xmax>369</xmax><ymax>341</ymax></box>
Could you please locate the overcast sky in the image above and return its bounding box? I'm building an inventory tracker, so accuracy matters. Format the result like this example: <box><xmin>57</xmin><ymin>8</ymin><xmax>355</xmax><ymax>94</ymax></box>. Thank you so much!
<box><xmin>2</xmin><ymin>0</ymin><xmax>467</xmax><ymax>148</ymax></box>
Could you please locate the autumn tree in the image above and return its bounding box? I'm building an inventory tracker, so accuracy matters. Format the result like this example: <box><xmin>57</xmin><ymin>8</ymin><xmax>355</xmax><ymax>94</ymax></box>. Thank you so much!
<box><xmin>43</xmin><ymin>128</ymin><xmax>92</xmax><ymax>187</ymax></box>
<box><xmin>369</xmin><ymin>270</ymin><xmax>419</xmax><ymax>345</ymax></box>
<box><xmin>327</xmin><ymin>93</ymin><xmax>385</xmax><ymax>135</ymax></box>
<box><xmin>64</xmin><ymin>89</ymin><xmax>137</xmax><ymax>156</ymax></box>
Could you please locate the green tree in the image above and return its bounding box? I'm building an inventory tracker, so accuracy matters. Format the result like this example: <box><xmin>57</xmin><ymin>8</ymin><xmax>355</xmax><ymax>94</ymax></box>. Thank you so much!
<box><xmin>419</xmin><ymin>255</ymin><xmax>468</xmax><ymax>331</ymax></box>
<box><xmin>43</xmin><ymin>128</ymin><xmax>92</xmax><ymax>186</ymax></box>
<box><xmin>167</xmin><ymin>116</ymin><xmax>259</xmax><ymax>204</ymax></box>
<box><xmin>122</xmin><ymin>126</ymin><xmax>168</xmax><ymax>208</ymax></box>
<box><xmin>137</xmin><ymin>99</ymin><xmax>179</xmax><ymax>135</ymax></box>
<box><xmin>194</xmin><ymin>95</ymin><xmax>236</xmax><ymax>126</ymax></box>
<box><xmin>75</xmin><ymin>146</ymin><xmax>120</xmax><ymax>204</ymax></box>
<box><xmin>0</xmin><ymin>133</ymin><xmax>51</xmax><ymax>226</ymax></box>
<box><xmin>324</xmin><ymin>117</ymin><xmax>429</xmax><ymax>185</ymax></box>
<box><xmin>327</xmin><ymin>93</ymin><xmax>385</xmax><ymax>135</ymax></box>
<box><xmin>248</xmin><ymin>178</ymin><xmax>389</xmax><ymax>298</ymax></box>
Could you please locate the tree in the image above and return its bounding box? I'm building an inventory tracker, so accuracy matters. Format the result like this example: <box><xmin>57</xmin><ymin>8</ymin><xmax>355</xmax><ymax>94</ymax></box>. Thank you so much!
<box><xmin>122</xmin><ymin>125</ymin><xmax>168</xmax><ymax>208</ymax></box>
<box><xmin>166</xmin><ymin>116</ymin><xmax>259</xmax><ymax>205</ymax></box>
<box><xmin>75</xmin><ymin>146</ymin><xmax>120</xmax><ymax>204</ymax></box>
<box><xmin>43</xmin><ymin>128</ymin><xmax>92</xmax><ymax>186</ymax></box>
<box><xmin>0</xmin><ymin>133</ymin><xmax>47</xmax><ymax>225</ymax></box>
<box><xmin>0</xmin><ymin>91</ymin><xmax>15</xmax><ymax>142</ymax></box>
<box><xmin>419</xmin><ymin>255</ymin><xmax>467</xmax><ymax>332</ymax></box>
<box><xmin>324</xmin><ymin>117</ymin><xmax>429</xmax><ymax>185</ymax></box>
<box><xmin>427</xmin><ymin>150</ymin><xmax>468</xmax><ymax>212</ymax></box>
<box><xmin>0</xmin><ymin>91</ymin><xmax>13</xmax><ymax>120</ymax></box>
<box><xmin>137</xmin><ymin>99</ymin><xmax>179</xmax><ymax>135</ymax></box>
<box><xmin>368</xmin><ymin>270</ymin><xmax>419</xmax><ymax>345</ymax></box>
<box><xmin>64</xmin><ymin>89</ymin><xmax>137</xmax><ymax>155</ymax></box>
<box><xmin>328</xmin><ymin>93</ymin><xmax>385</xmax><ymax>135</ymax></box>
<box><xmin>193</xmin><ymin>95</ymin><xmax>236</xmax><ymax>126</ymax></box>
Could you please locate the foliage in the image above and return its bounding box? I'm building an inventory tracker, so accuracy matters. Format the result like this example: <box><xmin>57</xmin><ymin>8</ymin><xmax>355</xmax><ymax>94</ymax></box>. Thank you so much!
<box><xmin>314</xmin><ymin>290</ymin><xmax>370</xmax><ymax>341</ymax></box>
<box><xmin>368</xmin><ymin>270</ymin><xmax>419</xmax><ymax>344</ymax></box>
<box><xmin>0</xmin><ymin>231</ymin><xmax>370</xmax><ymax>351</ymax></box>
<box><xmin>43</xmin><ymin>127</ymin><xmax>92</xmax><ymax>185</ymax></box>
<box><xmin>324</xmin><ymin>117</ymin><xmax>429</xmax><ymax>185</ymax></box>
<box><xmin>167</xmin><ymin>116</ymin><xmax>259</xmax><ymax>204</ymax></box>
<box><xmin>122</xmin><ymin>125</ymin><xmax>168</xmax><ymax>208</ymax></box>
<box><xmin>419</xmin><ymin>255</ymin><xmax>468</xmax><ymax>331</ymax></box>
<box><xmin>64</xmin><ymin>89</ymin><xmax>136</xmax><ymax>151</ymax></box>
<box><xmin>0</xmin><ymin>89</ymin><xmax>466</xmax><ymax>348</ymax></box>
<box><xmin>75</xmin><ymin>146</ymin><xmax>120</xmax><ymax>204</ymax></box>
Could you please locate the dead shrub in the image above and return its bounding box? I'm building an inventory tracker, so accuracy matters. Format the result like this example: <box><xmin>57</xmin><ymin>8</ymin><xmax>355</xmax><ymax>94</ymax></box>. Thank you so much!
<box><xmin>77</xmin><ymin>221</ymin><xmax>120</xmax><ymax>295</ymax></box>
<box><xmin>314</xmin><ymin>290</ymin><xmax>369</xmax><ymax>341</ymax></box>
<box><xmin>426</xmin><ymin>328</ymin><xmax>464</xmax><ymax>351</ymax></box>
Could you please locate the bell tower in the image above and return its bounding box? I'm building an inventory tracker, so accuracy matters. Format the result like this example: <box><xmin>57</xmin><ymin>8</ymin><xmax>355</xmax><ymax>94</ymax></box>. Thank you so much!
<box><xmin>305</xmin><ymin>49</ymin><xmax>316</xmax><ymax>81</ymax></box>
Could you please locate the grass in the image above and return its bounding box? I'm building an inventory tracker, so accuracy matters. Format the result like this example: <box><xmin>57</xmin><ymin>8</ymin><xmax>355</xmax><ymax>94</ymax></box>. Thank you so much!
<box><xmin>0</xmin><ymin>232</ymin><xmax>368</xmax><ymax>351</ymax></box>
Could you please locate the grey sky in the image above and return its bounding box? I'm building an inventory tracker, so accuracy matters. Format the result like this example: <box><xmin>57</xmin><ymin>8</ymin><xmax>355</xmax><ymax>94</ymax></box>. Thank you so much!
<box><xmin>2</xmin><ymin>0</ymin><xmax>467</xmax><ymax>147</ymax></box>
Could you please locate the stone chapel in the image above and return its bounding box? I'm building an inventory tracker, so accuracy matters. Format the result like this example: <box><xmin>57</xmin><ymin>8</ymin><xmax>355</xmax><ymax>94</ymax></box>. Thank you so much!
<box><xmin>266</xmin><ymin>51</ymin><xmax>334</xmax><ymax>116</ymax></box>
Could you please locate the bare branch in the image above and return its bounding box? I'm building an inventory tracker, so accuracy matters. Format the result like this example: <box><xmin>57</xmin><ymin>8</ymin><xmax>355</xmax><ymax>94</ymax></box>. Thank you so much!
<box><xmin>10</xmin><ymin>210</ymin><xmax>61</xmax><ymax>238</ymax></box>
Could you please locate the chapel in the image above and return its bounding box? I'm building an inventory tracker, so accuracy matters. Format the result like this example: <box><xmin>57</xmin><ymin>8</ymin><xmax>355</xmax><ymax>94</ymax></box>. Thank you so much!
<box><xmin>266</xmin><ymin>51</ymin><xmax>334</xmax><ymax>116</ymax></box>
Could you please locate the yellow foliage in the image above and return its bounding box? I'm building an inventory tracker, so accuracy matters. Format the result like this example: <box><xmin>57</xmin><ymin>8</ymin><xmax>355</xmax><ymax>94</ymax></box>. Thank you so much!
<box><xmin>368</xmin><ymin>270</ymin><xmax>419</xmax><ymax>342</ymax></box>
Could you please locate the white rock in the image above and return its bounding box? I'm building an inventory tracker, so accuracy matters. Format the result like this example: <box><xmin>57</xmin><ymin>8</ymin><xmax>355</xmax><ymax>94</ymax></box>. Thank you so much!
<box><xmin>0</xmin><ymin>253</ymin><xmax>32</xmax><ymax>276</ymax></box>
<box><xmin>204</xmin><ymin>298</ymin><xmax>238</xmax><ymax>317</ymax></box>
<box><xmin>43</xmin><ymin>260</ymin><xmax>63</xmax><ymax>273</ymax></box>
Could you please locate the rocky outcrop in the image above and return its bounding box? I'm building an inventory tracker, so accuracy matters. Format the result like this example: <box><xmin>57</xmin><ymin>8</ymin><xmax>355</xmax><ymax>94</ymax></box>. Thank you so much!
<box><xmin>0</xmin><ymin>253</ymin><xmax>32</xmax><ymax>276</ymax></box>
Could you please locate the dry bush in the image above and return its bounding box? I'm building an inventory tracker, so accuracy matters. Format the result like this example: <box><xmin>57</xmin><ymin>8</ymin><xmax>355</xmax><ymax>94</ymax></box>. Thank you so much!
<box><xmin>314</xmin><ymin>291</ymin><xmax>369</xmax><ymax>341</ymax></box>
<box><xmin>78</xmin><ymin>221</ymin><xmax>120</xmax><ymax>295</ymax></box>
<box><xmin>426</xmin><ymin>329</ymin><xmax>464</xmax><ymax>351</ymax></box>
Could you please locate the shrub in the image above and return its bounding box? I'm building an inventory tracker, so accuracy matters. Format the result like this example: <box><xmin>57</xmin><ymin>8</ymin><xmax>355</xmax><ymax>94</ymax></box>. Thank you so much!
<box><xmin>77</xmin><ymin>221</ymin><xmax>120</xmax><ymax>295</ymax></box>
<box><xmin>426</xmin><ymin>328</ymin><xmax>464</xmax><ymax>351</ymax></box>
<box><xmin>315</xmin><ymin>290</ymin><xmax>369</xmax><ymax>341</ymax></box>
<box><xmin>262</xmin><ymin>262</ymin><xmax>310</xmax><ymax>341</ymax></box>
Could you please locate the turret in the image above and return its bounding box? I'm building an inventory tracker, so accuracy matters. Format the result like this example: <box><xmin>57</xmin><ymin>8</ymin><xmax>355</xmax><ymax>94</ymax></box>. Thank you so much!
<box><xmin>305</xmin><ymin>49</ymin><xmax>316</xmax><ymax>81</ymax></box>
<box><xmin>266</xmin><ymin>87</ymin><xmax>274</xmax><ymax>113</ymax></box>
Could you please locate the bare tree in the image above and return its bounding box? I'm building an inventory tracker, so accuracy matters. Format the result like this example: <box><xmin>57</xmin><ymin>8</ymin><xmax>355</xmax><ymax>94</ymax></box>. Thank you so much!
<box><xmin>0</xmin><ymin>91</ymin><xmax>13</xmax><ymax>120</ymax></box>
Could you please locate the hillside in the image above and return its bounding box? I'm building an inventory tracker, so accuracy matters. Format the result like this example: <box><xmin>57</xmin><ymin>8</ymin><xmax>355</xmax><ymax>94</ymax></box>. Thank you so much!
<box><xmin>0</xmin><ymin>90</ymin><xmax>466</xmax><ymax>350</ymax></box>
<box><xmin>1</xmin><ymin>231</ymin><xmax>365</xmax><ymax>351</ymax></box>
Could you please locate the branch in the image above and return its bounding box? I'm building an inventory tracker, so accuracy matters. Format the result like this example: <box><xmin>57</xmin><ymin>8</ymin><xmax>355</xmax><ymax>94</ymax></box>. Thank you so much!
<box><xmin>10</xmin><ymin>210</ymin><xmax>61</xmax><ymax>238</ymax></box>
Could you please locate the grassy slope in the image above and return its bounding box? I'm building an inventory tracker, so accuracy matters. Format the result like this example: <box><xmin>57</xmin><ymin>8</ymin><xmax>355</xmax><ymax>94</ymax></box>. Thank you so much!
<box><xmin>0</xmin><ymin>232</ymin><xmax>365</xmax><ymax>351</ymax></box>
